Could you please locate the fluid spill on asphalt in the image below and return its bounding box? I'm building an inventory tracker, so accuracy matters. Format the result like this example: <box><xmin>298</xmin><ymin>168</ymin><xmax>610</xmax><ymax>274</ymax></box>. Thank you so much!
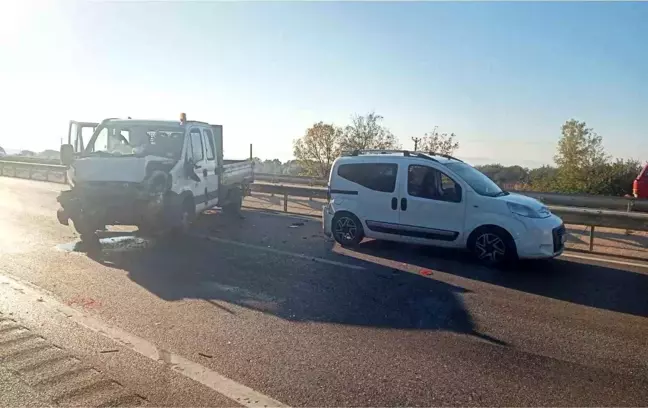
<box><xmin>56</xmin><ymin>235</ymin><xmax>155</xmax><ymax>254</ymax></box>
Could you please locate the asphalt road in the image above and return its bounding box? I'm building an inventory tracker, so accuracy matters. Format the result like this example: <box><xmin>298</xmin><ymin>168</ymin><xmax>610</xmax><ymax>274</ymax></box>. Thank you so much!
<box><xmin>1</xmin><ymin>177</ymin><xmax>648</xmax><ymax>407</ymax></box>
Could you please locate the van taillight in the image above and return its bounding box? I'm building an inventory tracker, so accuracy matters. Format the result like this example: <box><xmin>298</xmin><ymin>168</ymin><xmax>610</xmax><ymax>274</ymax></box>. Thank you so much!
<box><xmin>327</xmin><ymin>186</ymin><xmax>331</xmax><ymax>201</ymax></box>
<box><xmin>633</xmin><ymin>179</ymin><xmax>639</xmax><ymax>197</ymax></box>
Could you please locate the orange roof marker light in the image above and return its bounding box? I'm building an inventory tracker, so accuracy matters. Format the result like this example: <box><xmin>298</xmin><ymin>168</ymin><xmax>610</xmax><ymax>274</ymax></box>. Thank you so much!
<box><xmin>180</xmin><ymin>112</ymin><xmax>187</xmax><ymax>124</ymax></box>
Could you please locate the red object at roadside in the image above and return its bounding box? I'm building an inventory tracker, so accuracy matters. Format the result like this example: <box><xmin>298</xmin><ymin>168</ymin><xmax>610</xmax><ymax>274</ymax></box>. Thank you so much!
<box><xmin>634</xmin><ymin>164</ymin><xmax>648</xmax><ymax>198</ymax></box>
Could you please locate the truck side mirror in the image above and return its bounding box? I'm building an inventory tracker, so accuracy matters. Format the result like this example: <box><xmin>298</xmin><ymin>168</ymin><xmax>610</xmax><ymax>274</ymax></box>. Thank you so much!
<box><xmin>184</xmin><ymin>158</ymin><xmax>201</xmax><ymax>182</ymax></box>
<box><xmin>60</xmin><ymin>144</ymin><xmax>75</xmax><ymax>166</ymax></box>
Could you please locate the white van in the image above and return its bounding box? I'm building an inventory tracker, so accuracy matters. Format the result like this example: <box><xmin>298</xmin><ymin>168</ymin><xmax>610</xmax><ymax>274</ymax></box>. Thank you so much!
<box><xmin>322</xmin><ymin>150</ymin><xmax>565</xmax><ymax>266</ymax></box>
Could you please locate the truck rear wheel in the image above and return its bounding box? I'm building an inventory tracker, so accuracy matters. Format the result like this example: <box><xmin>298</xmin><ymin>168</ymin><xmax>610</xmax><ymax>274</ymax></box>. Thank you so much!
<box><xmin>222</xmin><ymin>188</ymin><xmax>243</xmax><ymax>216</ymax></box>
<box><xmin>169</xmin><ymin>198</ymin><xmax>195</xmax><ymax>237</ymax></box>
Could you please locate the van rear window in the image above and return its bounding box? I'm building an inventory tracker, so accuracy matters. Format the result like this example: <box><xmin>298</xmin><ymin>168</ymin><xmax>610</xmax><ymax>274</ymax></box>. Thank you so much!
<box><xmin>337</xmin><ymin>163</ymin><xmax>398</xmax><ymax>193</ymax></box>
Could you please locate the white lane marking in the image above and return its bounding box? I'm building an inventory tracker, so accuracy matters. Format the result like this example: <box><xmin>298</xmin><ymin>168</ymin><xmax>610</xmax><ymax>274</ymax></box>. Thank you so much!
<box><xmin>561</xmin><ymin>253</ymin><xmax>648</xmax><ymax>269</ymax></box>
<box><xmin>196</xmin><ymin>235</ymin><xmax>365</xmax><ymax>271</ymax></box>
<box><xmin>0</xmin><ymin>273</ymin><xmax>288</xmax><ymax>408</ymax></box>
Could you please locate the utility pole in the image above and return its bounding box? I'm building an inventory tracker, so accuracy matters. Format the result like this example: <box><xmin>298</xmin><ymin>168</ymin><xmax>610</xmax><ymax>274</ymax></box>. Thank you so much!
<box><xmin>411</xmin><ymin>137</ymin><xmax>421</xmax><ymax>151</ymax></box>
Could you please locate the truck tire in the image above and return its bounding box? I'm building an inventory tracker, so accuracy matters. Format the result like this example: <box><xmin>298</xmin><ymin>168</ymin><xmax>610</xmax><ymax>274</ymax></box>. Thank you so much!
<box><xmin>169</xmin><ymin>198</ymin><xmax>195</xmax><ymax>237</ymax></box>
<box><xmin>222</xmin><ymin>187</ymin><xmax>243</xmax><ymax>217</ymax></box>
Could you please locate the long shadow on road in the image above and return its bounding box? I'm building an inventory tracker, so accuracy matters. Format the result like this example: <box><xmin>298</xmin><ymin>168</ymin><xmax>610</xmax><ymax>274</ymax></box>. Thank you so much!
<box><xmin>76</xmin><ymin>228</ymin><xmax>504</xmax><ymax>344</ymax></box>
<box><xmin>351</xmin><ymin>240</ymin><xmax>648</xmax><ymax>318</ymax></box>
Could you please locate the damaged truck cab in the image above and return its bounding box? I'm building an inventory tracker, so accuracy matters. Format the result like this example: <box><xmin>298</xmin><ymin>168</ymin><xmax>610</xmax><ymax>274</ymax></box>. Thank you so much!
<box><xmin>57</xmin><ymin>115</ymin><xmax>253</xmax><ymax>241</ymax></box>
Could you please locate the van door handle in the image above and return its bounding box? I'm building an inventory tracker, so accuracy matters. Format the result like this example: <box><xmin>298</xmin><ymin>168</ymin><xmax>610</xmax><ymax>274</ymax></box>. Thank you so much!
<box><xmin>391</xmin><ymin>197</ymin><xmax>397</xmax><ymax>210</ymax></box>
<box><xmin>203</xmin><ymin>169</ymin><xmax>208</xmax><ymax>177</ymax></box>
<box><xmin>401</xmin><ymin>198</ymin><xmax>407</xmax><ymax>211</ymax></box>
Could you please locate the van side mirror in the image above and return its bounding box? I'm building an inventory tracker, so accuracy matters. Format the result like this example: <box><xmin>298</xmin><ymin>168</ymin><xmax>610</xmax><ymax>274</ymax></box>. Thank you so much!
<box><xmin>60</xmin><ymin>144</ymin><xmax>75</xmax><ymax>166</ymax></box>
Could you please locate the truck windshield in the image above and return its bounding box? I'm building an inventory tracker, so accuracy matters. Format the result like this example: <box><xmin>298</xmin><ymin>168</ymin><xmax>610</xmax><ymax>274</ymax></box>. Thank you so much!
<box><xmin>84</xmin><ymin>123</ymin><xmax>185</xmax><ymax>160</ymax></box>
<box><xmin>445</xmin><ymin>162</ymin><xmax>507</xmax><ymax>197</ymax></box>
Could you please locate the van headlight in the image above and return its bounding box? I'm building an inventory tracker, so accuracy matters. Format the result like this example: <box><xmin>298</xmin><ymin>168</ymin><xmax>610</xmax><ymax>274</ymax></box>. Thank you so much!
<box><xmin>507</xmin><ymin>202</ymin><xmax>551</xmax><ymax>219</ymax></box>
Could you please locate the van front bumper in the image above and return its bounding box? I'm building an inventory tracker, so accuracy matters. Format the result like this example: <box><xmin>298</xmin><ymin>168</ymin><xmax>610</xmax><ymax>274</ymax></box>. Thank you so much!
<box><xmin>515</xmin><ymin>215</ymin><xmax>566</xmax><ymax>259</ymax></box>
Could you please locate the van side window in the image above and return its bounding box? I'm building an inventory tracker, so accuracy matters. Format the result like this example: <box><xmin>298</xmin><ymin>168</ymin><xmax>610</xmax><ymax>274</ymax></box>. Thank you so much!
<box><xmin>408</xmin><ymin>165</ymin><xmax>462</xmax><ymax>203</ymax></box>
<box><xmin>337</xmin><ymin>163</ymin><xmax>398</xmax><ymax>193</ymax></box>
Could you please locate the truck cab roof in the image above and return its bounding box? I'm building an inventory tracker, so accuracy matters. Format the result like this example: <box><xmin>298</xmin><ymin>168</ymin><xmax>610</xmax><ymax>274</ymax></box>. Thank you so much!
<box><xmin>101</xmin><ymin>119</ymin><xmax>212</xmax><ymax>128</ymax></box>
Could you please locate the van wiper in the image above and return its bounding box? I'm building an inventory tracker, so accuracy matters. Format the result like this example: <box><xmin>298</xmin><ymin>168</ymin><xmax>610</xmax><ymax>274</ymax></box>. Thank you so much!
<box><xmin>493</xmin><ymin>191</ymin><xmax>509</xmax><ymax>197</ymax></box>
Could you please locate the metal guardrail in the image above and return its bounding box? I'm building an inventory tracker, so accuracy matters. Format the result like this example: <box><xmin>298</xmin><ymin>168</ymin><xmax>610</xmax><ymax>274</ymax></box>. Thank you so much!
<box><xmin>255</xmin><ymin>172</ymin><xmax>648</xmax><ymax>213</ymax></box>
<box><xmin>1</xmin><ymin>161</ymin><xmax>646</xmax><ymax>251</ymax></box>
<box><xmin>255</xmin><ymin>173</ymin><xmax>328</xmax><ymax>187</ymax></box>
<box><xmin>0</xmin><ymin>160</ymin><xmax>67</xmax><ymax>184</ymax></box>
<box><xmin>250</xmin><ymin>183</ymin><xmax>648</xmax><ymax>252</ymax></box>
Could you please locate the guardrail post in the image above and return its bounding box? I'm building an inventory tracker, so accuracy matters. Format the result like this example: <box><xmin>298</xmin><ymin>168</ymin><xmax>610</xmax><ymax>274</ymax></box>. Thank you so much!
<box><xmin>589</xmin><ymin>226</ymin><xmax>595</xmax><ymax>251</ymax></box>
<box><xmin>28</xmin><ymin>167</ymin><xmax>33</xmax><ymax>180</ymax></box>
<box><xmin>283</xmin><ymin>192</ymin><xmax>288</xmax><ymax>212</ymax></box>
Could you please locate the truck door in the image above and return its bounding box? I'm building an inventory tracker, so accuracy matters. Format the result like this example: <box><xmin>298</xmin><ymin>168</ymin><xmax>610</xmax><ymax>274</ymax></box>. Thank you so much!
<box><xmin>67</xmin><ymin>121</ymin><xmax>98</xmax><ymax>152</ymax></box>
<box><xmin>201</xmin><ymin>127</ymin><xmax>220</xmax><ymax>207</ymax></box>
<box><xmin>187</xmin><ymin>127</ymin><xmax>210</xmax><ymax>212</ymax></box>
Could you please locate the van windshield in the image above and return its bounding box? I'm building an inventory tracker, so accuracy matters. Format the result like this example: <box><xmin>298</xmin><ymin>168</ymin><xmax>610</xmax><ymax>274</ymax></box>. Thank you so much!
<box><xmin>445</xmin><ymin>162</ymin><xmax>507</xmax><ymax>197</ymax></box>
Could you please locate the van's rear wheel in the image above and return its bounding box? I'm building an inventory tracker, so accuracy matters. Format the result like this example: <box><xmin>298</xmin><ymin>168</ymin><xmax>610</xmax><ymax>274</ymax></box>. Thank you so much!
<box><xmin>332</xmin><ymin>212</ymin><xmax>364</xmax><ymax>247</ymax></box>
<box><xmin>468</xmin><ymin>227</ymin><xmax>516</xmax><ymax>267</ymax></box>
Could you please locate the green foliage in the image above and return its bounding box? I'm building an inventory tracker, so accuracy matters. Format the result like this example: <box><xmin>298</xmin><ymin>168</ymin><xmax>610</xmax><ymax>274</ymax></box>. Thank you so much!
<box><xmin>552</xmin><ymin>119</ymin><xmax>609</xmax><ymax>193</ymax></box>
<box><xmin>476</xmin><ymin>164</ymin><xmax>529</xmax><ymax>187</ymax></box>
<box><xmin>293</xmin><ymin>122</ymin><xmax>342</xmax><ymax>178</ymax></box>
<box><xmin>527</xmin><ymin>166</ymin><xmax>559</xmax><ymax>192</ymax></box>
<box><xmin>419</xmin><ymin>128</ymin><xmax>459</xmax><ymax>155</ymax></box>
<box><xmin>339</xmin><ymin>112</ymin><xmax>400</xmax><ymax>152</ymax></box>
<box><xmin>252</xmin><ymin>158</ymin><xmax>301</xmax><ymax>175</ymax></box>
<box><xmin>521</xmin><ymin>119</ymin><xmax>641</xmax><ymax>196</ymax></box>
<box><xmin>293</xmin><ymin>112</ymin><xmax>399</xmax><ymax>178</ymax></box>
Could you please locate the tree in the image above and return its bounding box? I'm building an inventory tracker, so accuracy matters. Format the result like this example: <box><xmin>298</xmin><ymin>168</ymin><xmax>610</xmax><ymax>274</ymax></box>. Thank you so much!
<box><xmin>476</xmin><ymin>164</ymin><xmax>529</xmax><ymax>187</ymax></box>
<box><xmin>293</xmin><ymin>122</ymin><xmax>342</xmax><ymax>178</ymax></box>
<box><xmin>528</xmin><ymin>165</ymin><xmax>559</xmax><ymax>191</ymax></box>
<box><xmin>555</xmin><ymin>119</ymin><xmax>607</xmax><ymax>169</ymax></box>
<box><xmin>39</xmin><ymin>149</ymin><xmax>60</xmax><ymax>159</ymax></box>
<box><xmin>553</xmin><ymin>119</ymin><xmax>608</xmax><ymax>192</ymax></box>
<box><xmin>339</xmin><ymin>112</ymin><xmax>400</xmax><ymax>152</ymax></box>
<box><xmin>419</xmin><ymin>127</ymin><xmax>460</xmax><ymax>155</ymax></box>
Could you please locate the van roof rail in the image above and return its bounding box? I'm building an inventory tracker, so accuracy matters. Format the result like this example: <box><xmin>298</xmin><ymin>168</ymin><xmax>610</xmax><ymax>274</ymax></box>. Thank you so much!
<box><xmin>343</xmin><ymin>149</ymin><xmax>440</xmax><ymax>162</ymax></box>
<box><xmin>426</xmin><ymin>152</ymin><xmax>464</xmax><ymax>162</ymax></box>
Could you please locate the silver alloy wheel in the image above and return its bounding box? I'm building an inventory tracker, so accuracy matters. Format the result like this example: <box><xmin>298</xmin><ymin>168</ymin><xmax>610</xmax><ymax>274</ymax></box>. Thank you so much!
<box><xmin>475</xmin><ymin>232</ymin><xmax>506</xmax><ymax>262</ymax></box>
<box><xmin>334</xmin><ymin>216</ymin><xmax>357</xmax><ymax>242</ymax></box>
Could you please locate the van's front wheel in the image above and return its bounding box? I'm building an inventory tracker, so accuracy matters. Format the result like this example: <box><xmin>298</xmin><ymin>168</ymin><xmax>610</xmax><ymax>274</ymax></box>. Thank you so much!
<box><xmin>468</xmin><ymin>226</ymin><xmax>517</xmax><ymax>267</ymax></box>
<box><xmin>332</xmin><ymin>212</ymin><xmax>364</xmax><ymax>247</ymax></box>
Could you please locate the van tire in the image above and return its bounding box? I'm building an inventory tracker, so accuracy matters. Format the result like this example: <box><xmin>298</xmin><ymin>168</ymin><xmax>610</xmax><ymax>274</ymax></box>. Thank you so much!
<box><xmin>332</xmin><ymin>212</ymin><xmax>364</xmax><ymax>247</ymax></box>
<box><xmin>467</xmin><ymin>226</ymin><xmax>517</xmax><ymax>267</ymax></box>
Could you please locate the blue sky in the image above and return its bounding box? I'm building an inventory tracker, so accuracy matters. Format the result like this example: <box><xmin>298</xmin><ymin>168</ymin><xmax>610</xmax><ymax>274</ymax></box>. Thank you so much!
<box><xmin>1</xmin><ymin>1</ymin><xmax>646</xmax><ymax>167</ymax></box>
